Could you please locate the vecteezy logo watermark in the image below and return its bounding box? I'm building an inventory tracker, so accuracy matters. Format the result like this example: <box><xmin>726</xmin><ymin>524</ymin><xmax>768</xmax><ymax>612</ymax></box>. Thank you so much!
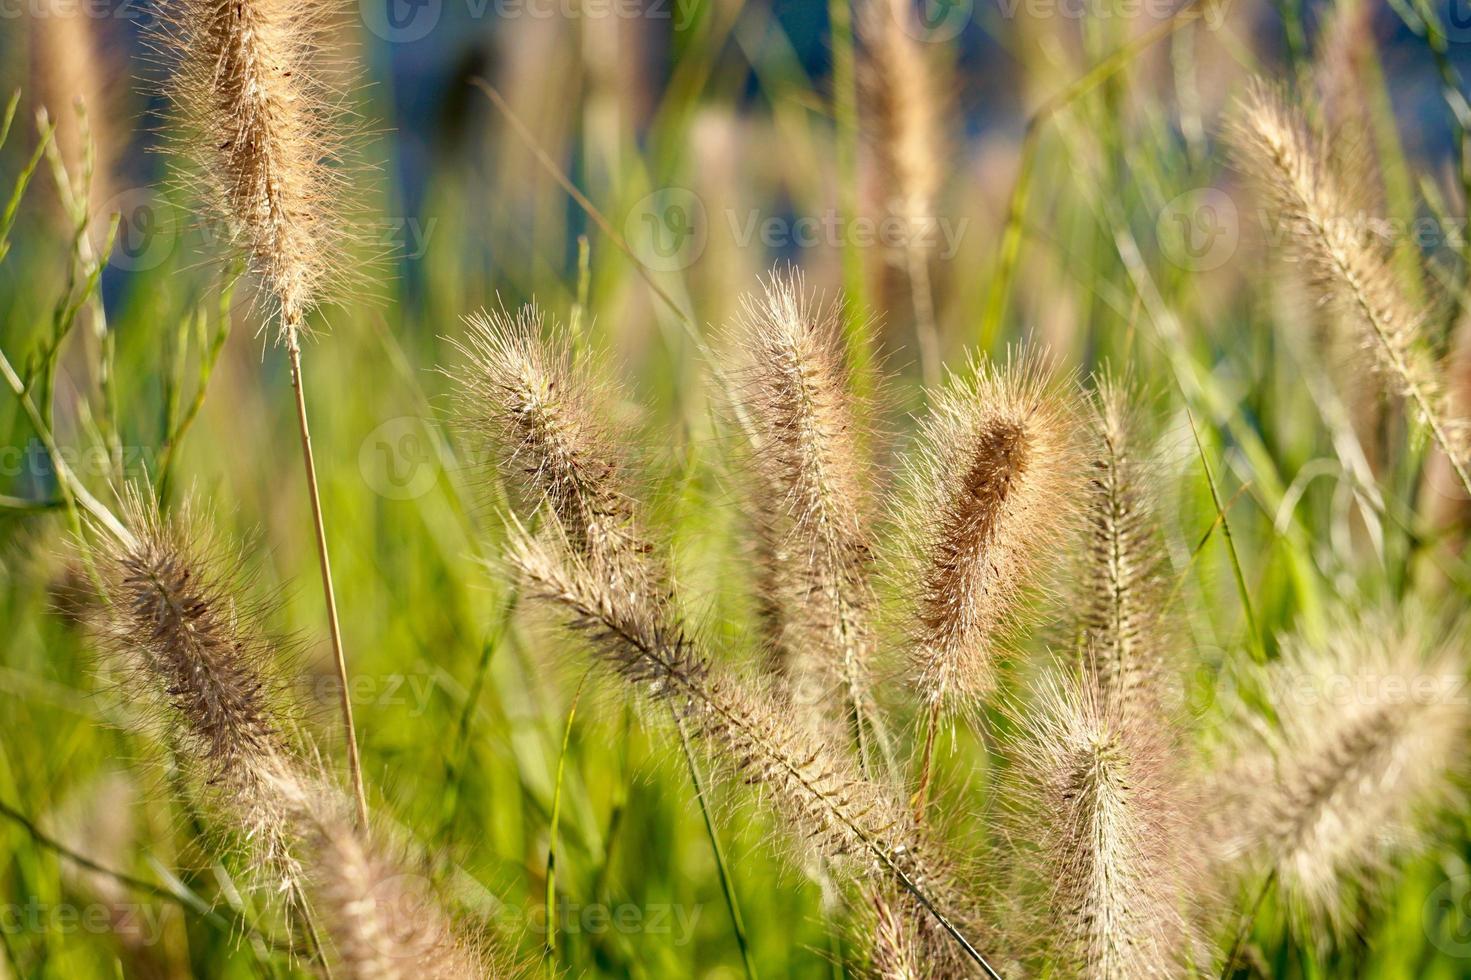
<box><xmin>361</xmin><ymin>0</ymin><xmax>443</xmax><ymax>42</ymax></box>
<box><xmin>102</xmin><ymin>187</ymin><xmax>178</xmax><ymax>273</ymax></box>
<box><xmin>993</xmin><ymin>0</ymin><xmax>1230</xmax><ymax>29</ymax></box>
<box><xmin>899</xmin><ymin>0</ymin><xmax>975</xmax><ymax>42</ymax></box>
<box><xmin>508</xmin><ymin>898</ymin><xmax>703</xmax><ymax>945</ymax></box>
<box><xmin>1156</xmin><ymin>188</ymin><xmax>1239</xmax><ymax>272</ymax></box>
<box><xmin>724</xmin><ymin>208</ymin><xmax>969</xmax><ymax>259</ymax></box>
<box><xmin>1425</xmin><ymin>873</ymin><xmax>1471</xmax><ymax>957</ymax></box>
<box><xmin>359</xmin><ymin>416</ymin><xmax>441</xmax><ymax>500</ymax></box>
<box><xmin>359</xmin><ymin>0</ymin><xmax>699</xmax><ymax>43</ymax></box>
<box><xmin>0</xmin><ymin>898</ymin><xmax>168</xmax><ymax>946</ymax></box>
<box><xmin>0</xmin><ymin>0</ymin><xmax>159</xmax><ymax>26</ymax></box>
<box><xmin>308</xmin><ymin>672</ymin><xmax>440</xmax><ymax>717</ymax></box>
<box><xmin>625</xmin><ymin>187</ymin><xmax>708</xmax><ymax>273</ymax></box>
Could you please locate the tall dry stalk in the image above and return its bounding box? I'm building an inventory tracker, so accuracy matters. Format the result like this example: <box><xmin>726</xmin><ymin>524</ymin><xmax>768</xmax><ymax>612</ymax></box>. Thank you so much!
<box><xmin>728</xmin><ymin>272</ymin><xmax>880</xmax><ymax>771</ymax></box>
<box><xmin>160</xmin><ymin>0</ymin><xmax>366</xmax><ymax>825</ymax></box>
<box><xmin>1212</xmin><ymin>611</ymin><xmax>1471</xmax><ymax>931</ymax></box>
<box><xmin>1228</xmin><ymin>82</ymin><xmax>1471</xmax><ymax>499</ymax></box>
<box><xmin>860</xmin><ymin>0</ymin><xmax>946</xmax><ymax>384</ymax></box>
<box><xmin>894</xmin><ymin>352</ymin><xmax>1080</xmax><ymax>817</ymax></box>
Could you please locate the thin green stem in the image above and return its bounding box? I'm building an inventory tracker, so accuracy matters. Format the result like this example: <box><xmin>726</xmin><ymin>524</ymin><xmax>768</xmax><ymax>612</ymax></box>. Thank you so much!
<box><xmin>675</xmin><ymin>710</ymin><xmax>757</xmax><ymax>980</ymax></box>
<box><xmin>545</xmin><ymin>670</ymin><xmax>590</xmax><ymax>968</ymax></box>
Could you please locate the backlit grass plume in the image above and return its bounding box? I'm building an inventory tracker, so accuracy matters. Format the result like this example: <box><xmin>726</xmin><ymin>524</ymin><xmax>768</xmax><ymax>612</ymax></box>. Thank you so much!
<box><xmin>729</xmin><ymin>271</ymin><xmax>879</xmax><ymax>765</ymax></box>
<box><xmin>895</xmin><ymin>352</ymin><xmax>1081</xmax><ymax>712</ymax></box>
<box><xmin>1012</xmin><ymin>665</ymin><xmax>1195</xmax><ymax>978</ymax></box>
<box><xmin>90</xmin><ymin>496</ymin><xmax>300</xmax><ymax>867</ymax></box>
<box><xmin>1228</xmin><ymin>82</ymin><xmax>1471</xmax><ymax>498</ymax></box>
<box><xmin>1077</xmin><ymin>376</ymin><xmax>1169</xmax><ymax>716</ymax></box>
<box><xmin>1213</xmin><ymin>611</ymin><xmax>1471</xmax><ymax>931</ymax></box>
<box><xmin>450</xmin><ymin>304</ymin><xmax>647</xmax><ymax>584</ymax></box>
<box><xmin>295</xmin><ymin>803</ymin><xmax>505</xmax><ymax>979</ymax></box>
<box><xmin>161</xmin><ymin>0</ymin><xmax>351</xmax><ymax>338</ymax></box>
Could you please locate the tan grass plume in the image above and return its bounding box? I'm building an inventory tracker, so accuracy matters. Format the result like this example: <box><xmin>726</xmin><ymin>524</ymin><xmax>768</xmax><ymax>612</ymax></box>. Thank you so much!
<box><xmin>895</xmin><ymin>352</ymin><xmax>1081</xmax><ymax>712</ymax></box>
<box><xmin>1212</xmin><ymin>610</ymin><xmax>1471</xmax><ymax>931</ymax></box>
<box><xmin>1077</xmin><ymin>376</ymin><xmax>1170</xmax><ymax>716</ymax></box>
<box><xmin>1012</xmin><ymin>664</ymin><xmax>1195</xmax><ymax>978</ymax></box>
<box><xmin>90</xmin><ymin>494</ymin><xmax>303</xmax><ymax>869</ymax></box>
<box><xmin>859</xmin><ymin>0</ymin><xmax>947</xmax><ymax>383</ymax></box>
<box><xmin>162</xmin><ymin>0</ymin><xmax>352</xmax><ymax>340</ymax></box>
<box><xmin>729</xmin><ymin>270</ymin><xmax>879</xmax><ymax>765</ymax></box>
<box><xmin>1228</xmin><ymin>81</ymin><xmax>1471</xmax><ymax>497</ymax></box>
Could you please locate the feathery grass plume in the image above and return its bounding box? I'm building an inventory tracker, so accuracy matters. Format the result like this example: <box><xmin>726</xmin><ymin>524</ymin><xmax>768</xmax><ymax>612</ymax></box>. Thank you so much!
<box><xmin>895</xmin><ymin>351</ymin><xmax>1081</xmax><ymax>712</ymax></box>
<box><xmin>859</xmin><ymin>0</ymin><xmax>946</xmax><ymax>382</ymax></box>
<box><xmin>1228</xmin><ymin>81</ymin><xmax>1471</xmax><ymax>497</ymax></box>
<box><xmin>450</xmin><ymin>304</ymin><xmax>648</xmax><ymax>587</ymax></box>
<box><xmin>1211</xmin><ymin>610</ymin><xmax>1471</xmax><ymax>932</ymax></box>
<box><xmin>160</xmin><ymin>0</ymin><xmax>352</xmax><ymax>339</ymax></box>
<box><xmin>1312</xmin><ymin>0</ymin><xmax>1382</xmax><ymax>211</ymax></box>
<box><xmin>90</xmin><ymin>494</ymin><xmax>302</xmax><ymax>869</ymax></box>
<box><xmin>273</xmin><ymin>780</ymin><xmax>506</xmax><ymax>980</ymax></box>
<box><xmin>505</xmin><ymin>525</ymin><xmax>997</xmax><ymax>973</ymax></box>
<box><xmin>1076</xmin><ymin>376</ymin><xmax>1170</xmax><ymax>716</ymax></box>
<box><xmin>1011</xmin><ymin>663</ymin><xmax>1195</xmax><ymax>978</ymax></box>
<box><xmin>728</xmin><ymin>271</ymin><xmax>879</xmax><ymax>763</ymax></box>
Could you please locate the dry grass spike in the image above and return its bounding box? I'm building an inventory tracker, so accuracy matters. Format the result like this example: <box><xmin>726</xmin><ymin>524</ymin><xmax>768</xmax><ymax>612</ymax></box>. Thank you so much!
<box><xmin>729</xmin><ymin>270</ymin><xmax>879</xmax><ymax>768</ymax></box>
<box><xmin>1228</xmin><ymin>81</ymin><xmax>1471</xmax><ymax>498</ymax></box>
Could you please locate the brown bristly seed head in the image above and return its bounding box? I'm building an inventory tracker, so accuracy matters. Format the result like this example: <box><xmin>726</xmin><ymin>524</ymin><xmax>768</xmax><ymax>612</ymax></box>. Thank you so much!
<box><xmin>451</xmin><ymin>304</ymin><xmax>652</xmax><ymax>589</ymax></box>
<box><xmin>894</xmin><ymin>350</ymin><xmax>1081</xmax><ymax>711</ymax></box>
<box><xmin>1227</xmin><ymin>82</ymin><xmax>1469</xmax><ymax>474</ymax></box>
<box><xmin>160</xmin><ymin>0</ymin><xmax>353</xmax><ymax>341</ymax></box>
<box><xmin>1211</xmin><ymin>610</ymin><xmax>1471</xmax><ymax>935</ymax></box>
<box><xmin>859</xmin><ymin>0</ymin><xmax>945</xmax><ymax>238</ymax></box>
<box><xmin>1012</xmin><ymin>665</ymin><xmax>1195</xmax><ymax>978</ymax></box>
<box><xmin>1078</xmin><ymin>374</ymin><xmax>1170</xmax><ymax>718</ymax></box>
<box><xmin>729</xmin><ymin>269</ymin><xmax>876</xmax><ymax>741</ymax></box>
<box><xmin>90</xmin><ymin>493</ymin><xmax>301</xmax><ymax>868</ymax></box>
